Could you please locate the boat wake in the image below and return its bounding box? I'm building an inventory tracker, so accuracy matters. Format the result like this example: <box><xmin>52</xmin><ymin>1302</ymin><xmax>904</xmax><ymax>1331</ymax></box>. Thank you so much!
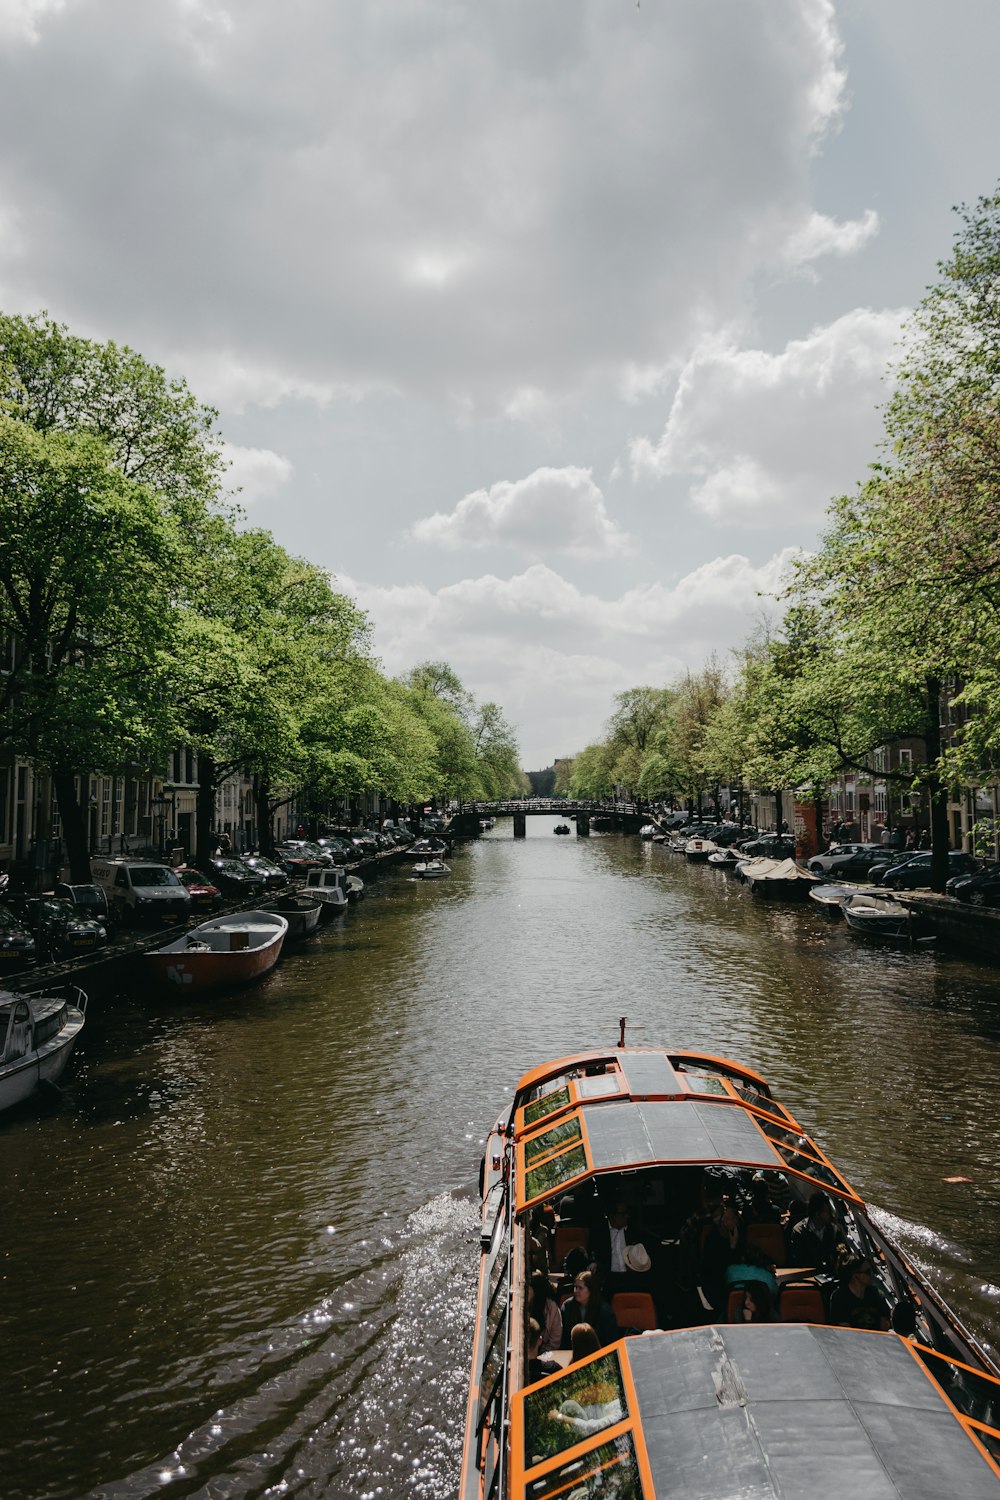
<box><xmin>88</xmin><ymin>1192</ymin><xmax>479</xmax><ymax>1500</ymax></box>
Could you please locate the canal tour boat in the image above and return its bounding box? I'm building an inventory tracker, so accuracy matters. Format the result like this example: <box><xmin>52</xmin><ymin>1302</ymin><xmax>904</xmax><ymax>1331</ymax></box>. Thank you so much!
<box><xmin>0</xmin><ymin>985</ymin><xmax>88</xmax><ymax>1112</ymax></box>
<box><xmin>145</xmin><ymin>911</ymin><xmax>287</xmax><ymax>993</ymax></box>
<box><xmin>461</xmin><ymin>1029</ymin><xmax>1000</xmax><ymax>1500</ymax></box>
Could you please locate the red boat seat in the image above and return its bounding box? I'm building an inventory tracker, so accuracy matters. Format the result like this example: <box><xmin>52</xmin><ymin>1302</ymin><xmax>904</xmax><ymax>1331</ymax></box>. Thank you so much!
<box><xmin>553</xmin><ymin>1225</ymin><xmax>589</xmax><ymax>1266</ymax></box>
<box><xmin>611</xmin><ymin>1291</ymin><xmax>658</xmax><ymax>1332</ymax></box>
<box><xmin>780</xmin><ymin>1281</ymin><xmax>827</xmax><ymax>1324</ymax></box>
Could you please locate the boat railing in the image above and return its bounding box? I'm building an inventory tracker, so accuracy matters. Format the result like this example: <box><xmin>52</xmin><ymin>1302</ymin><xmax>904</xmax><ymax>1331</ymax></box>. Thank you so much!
<box><xmin>464</xmin><ymin>1134</ymin><xmax>516</xmax><ymax>1500</ymax></box>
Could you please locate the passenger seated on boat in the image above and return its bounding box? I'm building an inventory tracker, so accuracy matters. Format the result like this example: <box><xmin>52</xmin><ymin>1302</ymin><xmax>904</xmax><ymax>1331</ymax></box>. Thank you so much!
<box><xmin>547</xmin><ymin>1389</ymin><xmax>623</xmax><ymax>1436</ymax></box>
<box><xmin>746</xmin><ymin>1173</ymin><xmax>784</xmax><ymax>1225</ymax></box>
<box><xmin>731</xmin><ymin>1281</ymin><xmax>775</xmax><ymax>1323</ymax></box>
<box><xmin>724</xmin><ymin>1248</ymin><xmax>779</xmax><ymax>1303</ymax></box>
<box><xmin>829</xmin><ymin>1251</ymin><xmax>891</xmax><ymax>1331</ymax></box>
<box><xmin>560</xmin><ymin>1270</ymin><xmax>619</xmax><ymax>1349</ymax></box>
<box><xmin>569</xmin><ymin>1322</ymin><xmax>600</xmax><ymax>1361</ymax></box>
<box><xmin>591</xmin><ymin>1195</ymin><xmax>645</xmax><ymax>1289</ymax></box>
<box><xmin>526</xmin><ymin>1318</ymin><xmax>560</xmax><ymax>1383</ymax></box>
<box><xmin>528</xmin><ymin>1272</ymin><xmax>563</xmax><ymax>1353</ymax></box>
<box><xmin>698</xmin><ymin>1198</ymin><xmax>745</xmax><ymax>1315</ymax></box>
<box><xmin>789</xmin><ymin>1192</ymin><xmax>846</xmax><ymax>1272</ymax></box>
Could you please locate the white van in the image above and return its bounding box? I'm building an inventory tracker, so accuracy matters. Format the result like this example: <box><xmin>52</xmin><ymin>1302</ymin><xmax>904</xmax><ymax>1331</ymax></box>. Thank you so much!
<box><xmin>91</xmin><ymin>858</ymin><xmax>192</xmax><ymax>926</ymax></box>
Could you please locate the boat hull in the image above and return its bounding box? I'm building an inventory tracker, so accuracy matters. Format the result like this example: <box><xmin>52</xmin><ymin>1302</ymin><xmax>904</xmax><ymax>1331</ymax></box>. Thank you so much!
<box><xmin>0</xmin><ymin>992</ymin><xmax>88</xmax><ymax>1112</ymax></box>
<box><xmin>145</xmin><ymin>913</ymin><xmax>287</xmax><ymax>993</ymax></box>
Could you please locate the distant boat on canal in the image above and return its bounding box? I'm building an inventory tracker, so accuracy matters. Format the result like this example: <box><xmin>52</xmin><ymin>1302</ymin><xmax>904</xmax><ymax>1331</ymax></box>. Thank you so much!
<box><xmin>145</xmin><ymin>911</ymin><xmax>287</xmax><ymax>993</ymax></box>
<box><xmin>414</xmin><ymin>858</ymin><xmax>451</xmax><ymax>879</ymax></box>
<box><xmin>0</xmin><ymin>985</ymin><xmax>88</xmax><ymax>1112</ymax></box>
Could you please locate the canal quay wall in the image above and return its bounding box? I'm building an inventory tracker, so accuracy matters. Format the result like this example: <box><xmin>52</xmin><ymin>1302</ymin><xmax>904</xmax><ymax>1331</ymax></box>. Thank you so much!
<box><xmin>4</xmin><ymin>843</ymin><xmax>414</xmax><ymax>1000</ymax></box>
<box><xmin>899</xmin><ymin>894</ymin><xmax>1000</xmax><ymax>962</ymax></box>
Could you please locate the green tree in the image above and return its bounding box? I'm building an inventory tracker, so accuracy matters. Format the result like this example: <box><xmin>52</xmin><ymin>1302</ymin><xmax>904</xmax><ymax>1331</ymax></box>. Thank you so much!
<box><xmin>0</xmin><ymin>312</ymin><xmax>224</xmax><ymax>876</ymax></box>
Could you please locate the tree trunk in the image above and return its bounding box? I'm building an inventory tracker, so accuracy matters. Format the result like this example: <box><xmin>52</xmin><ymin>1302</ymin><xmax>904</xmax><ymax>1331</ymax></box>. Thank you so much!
<box><xmin>196</xmin><ymin>752</ymin><xmax>217</xmax><ymax>869</ymax></box>
<box><xmin>924</xmin><ymin>677</ymin><xmax>950</xmax><ymax>893</ymax></box>
<box><xmin>254</xmin><ymin>774</ymin><xmax>275</xmax><ymax>855</ymax></box>
<box><xmin>53</xmin><ymin>770</ymin><xmax>91</xmax><ymax>883</ymax></box>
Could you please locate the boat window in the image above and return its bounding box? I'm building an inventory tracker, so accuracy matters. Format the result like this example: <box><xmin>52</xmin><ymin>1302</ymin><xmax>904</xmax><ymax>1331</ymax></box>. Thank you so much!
<box><xmin>524</xmin><ymin>1116</ymin><xmax>582</xmax><ymax>1166</ymax></box>
<box><xmin>523</xmin><ymin>1350</ymin><xmax>629</xmax><ymax>1469</ymax></box>
<box><xmin>575</xmin><ymin>1073</ymin><xmax>621</xmax><ymax>1100</ymax></box>
<box><xmin>524</xmin><ymin>1143</ymin><xmax>588</xmax><ymax>1204</ymax></box>
<box><xmin>683</xmin><ymin>1073</ymin><xmax>728</xmax><ymax>1096</ymax></box>
<box><xmin>523</xmin><ymin>1085</ymin><xmax>571</xmax><ymax>1129</ymax></box>
<box><xmin>523</xmin><ymin>1433</ymin><xmax>643</xmax><ymax>1499</ymax></box>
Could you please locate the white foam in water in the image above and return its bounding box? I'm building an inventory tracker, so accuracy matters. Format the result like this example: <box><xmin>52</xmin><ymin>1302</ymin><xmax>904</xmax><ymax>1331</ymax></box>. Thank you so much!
<box><xmin>86</xmin><ymin>1192</ymin><xmax>479</xmax><ymax>1500</ymax></box>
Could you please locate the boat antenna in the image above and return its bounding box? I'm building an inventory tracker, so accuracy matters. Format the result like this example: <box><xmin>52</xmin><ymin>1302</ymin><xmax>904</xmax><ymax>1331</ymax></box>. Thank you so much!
<box><xmin>617</xmin><ymin>1016</ymin><xmax>646</xmax><ymax>1048</ymax></box>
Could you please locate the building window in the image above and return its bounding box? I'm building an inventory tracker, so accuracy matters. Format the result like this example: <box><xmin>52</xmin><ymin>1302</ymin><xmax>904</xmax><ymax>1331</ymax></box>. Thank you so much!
<box><xmin>898</xmin><ymin>748</ymin><xmax>913</xmax><ymax>773</ymax></box>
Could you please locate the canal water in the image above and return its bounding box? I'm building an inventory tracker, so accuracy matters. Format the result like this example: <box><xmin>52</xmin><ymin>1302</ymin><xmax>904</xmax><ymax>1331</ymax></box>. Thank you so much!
<box><xmin>3</xmin><ymin>822</ymin><xmax>1000</xmax><ymax>1499</ymax></box>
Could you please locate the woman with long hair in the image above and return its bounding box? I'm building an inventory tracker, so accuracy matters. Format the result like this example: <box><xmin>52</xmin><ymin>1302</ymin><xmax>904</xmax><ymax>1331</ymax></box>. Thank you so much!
<box><xmin>560</xmin><ymin>1269</ymin><xmax>619</xmax><ymax>1349</ymax></box>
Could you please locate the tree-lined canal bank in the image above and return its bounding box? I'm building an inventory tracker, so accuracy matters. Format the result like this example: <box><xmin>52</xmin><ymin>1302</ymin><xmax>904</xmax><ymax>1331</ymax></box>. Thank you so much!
<box><xmin>3</xmin><ymin>823</ymin><xmax>999</xmax><ymax>1499</ymax></box>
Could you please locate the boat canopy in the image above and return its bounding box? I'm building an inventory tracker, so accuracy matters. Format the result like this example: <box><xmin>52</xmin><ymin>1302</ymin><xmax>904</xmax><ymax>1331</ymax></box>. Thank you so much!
<box><xmin>513</xmin><ymin>1048</ymin><xmax>859</xmax><ymax>1211</ymax></box>
<box><xmin>512</xmin><ymin>1324</ymin><xmax>1000</xmax><ymax>1499</ymax></box>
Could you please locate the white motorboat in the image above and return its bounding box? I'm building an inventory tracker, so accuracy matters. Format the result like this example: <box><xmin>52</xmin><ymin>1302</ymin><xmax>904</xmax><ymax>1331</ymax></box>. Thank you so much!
<box><xmin>303</xmin><ymin>866</ymin><xmax>350</xmax><ymax>920</ymax></box>
<box><xmin>0</xmin><ymin>986</ymin><xmax>88</xmax><ymax>1112</ymax></box>
<box><xmin>842</xmin><ymin>891</ymin><xmax>916</xmax><ymax>940</ymax></box>
<box><xmin>414</xmin><ymin>859</ymin><xmax>451</xmax><ymax>879</ymax></box>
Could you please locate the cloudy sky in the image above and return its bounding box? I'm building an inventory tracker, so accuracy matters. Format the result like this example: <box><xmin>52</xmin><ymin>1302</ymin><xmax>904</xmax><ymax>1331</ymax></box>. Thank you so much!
<box><xmin>2</xmin><ymin>0</ymin><xmax>999</xmax><ymax>766</ymax></box>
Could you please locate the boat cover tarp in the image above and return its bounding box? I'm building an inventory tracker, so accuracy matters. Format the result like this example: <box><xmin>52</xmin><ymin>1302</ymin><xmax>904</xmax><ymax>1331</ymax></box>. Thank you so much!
<box><xmin>743</xmin><ymin>857</ymin><xmax>817</xmax><ymax>883</ymax></box>
<box><xmin>583</xmin><ymin>1098</ymin><xmax>783</xmax><ymax>1172</ymax></box>
<box><xmin>628</xmin><ymin>1324</ymin><xmax>998</xmax><ymax>1499</ymax></box>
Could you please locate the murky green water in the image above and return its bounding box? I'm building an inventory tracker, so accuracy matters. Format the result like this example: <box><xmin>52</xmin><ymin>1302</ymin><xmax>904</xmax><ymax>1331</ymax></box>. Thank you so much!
<box><xmin>2</xmin><ymin>822</ymin><xmax>999</xmax><ymax>1498</ymax></box>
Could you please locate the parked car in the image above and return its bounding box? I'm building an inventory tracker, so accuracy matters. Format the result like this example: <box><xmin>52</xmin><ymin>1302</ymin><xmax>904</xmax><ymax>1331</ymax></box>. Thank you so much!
<box><xmin>316</xmin><ymin>836</ymin><xmax>354</xmax><ymax>862</ymax></box>
<box><xmin>807</xmin><ymin>843</ymin><xmax>886</xmax><ymax>880</ymax></box>
<box><xmin>877</xmin><ymin>850</ymin><xmax>979</xmax><ymax>890</ymax></box>
<box><xmin>9</xmin><ymin>895</ymin><xmax>108</xmax><ymax>963</ymax></box>
<box><xmin>947</xmin><ymin>863</ymin><xmax>1000</xmax><ymax>907</ymax></box>
<box><xmin>0</xmin><ymin>905</ymin><xmax>36</xmax><ymax>970</ymax></box>
<box><xmin>206</xmin><ymin>858</ymin><xmax>267</xmax><ymax>900</ymax></box>
<box><xmin>174</xmin><ymin>866</ymin><xmax>223</xmax><ymax>912</ymax></box>
<box><xmin>91</xmin><ymin>858</ymin><xmax>192</xmax><ymax>926</ymax></box>
<box><xmin>242</xmin><ymin>855</ymin><xmax>290</xmax><ymax>890</ymax></box>
<box><xmin>347</xmin><ymin>828</ymin><xmax>379</xmax><ymax>855</ymax></box>
<box><xmin>738</xmin><ymin>834</ymin><xmax>796</xmax><ymax>859</ymax></box>
<box><xmin>278</xmin><ymin>839</ymin><xmax>334</xmax><ymax>867</ymax></box>
<box><xmin>276</xmin><ymin>852</ymin><xmax>324</xmax><ymax>880</ymax></box>
<box><xmin>54</xmin><ymin>882</ymin><xmax>112</xmax><ymax>925</ymax></box>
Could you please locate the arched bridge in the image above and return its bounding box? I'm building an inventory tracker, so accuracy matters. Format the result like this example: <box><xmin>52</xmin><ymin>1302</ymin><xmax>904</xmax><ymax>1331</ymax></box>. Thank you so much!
<box><xmin>450</xmin><ymin>801</ymin><xmax>651</xmax><ymax>838</ymax></box>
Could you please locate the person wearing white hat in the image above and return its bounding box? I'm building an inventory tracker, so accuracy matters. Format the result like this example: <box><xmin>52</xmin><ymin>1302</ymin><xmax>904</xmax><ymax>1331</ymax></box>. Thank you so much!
<box><xmin>592</xmin><ymin>1195</ymin><xmax>648</xmax><ymax>1291</ymax></box>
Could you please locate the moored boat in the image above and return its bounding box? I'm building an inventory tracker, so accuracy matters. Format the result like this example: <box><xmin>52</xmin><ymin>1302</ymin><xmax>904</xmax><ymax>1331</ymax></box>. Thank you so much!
<box><xmin>684</xmin><ymin>837</ymin><xmax>718</xmax><ymax>862</ymax></box>
<box><xmin>808</xmin><ymin>880</ymin><xmax>856</xmax><ymax>916</ymax></box>
<box><xmin>0</xmin><ymin>985</ymin><xmax>88</xmax><ymax>1113</ymax></box>
<box><xmin>707</xmin><ymin>846</ymin><xmax>740</xmax><ymax>870</ymax></box>
<box><xmin>843</xmin><ymin>890</ymin><xmax>919</xmax><ymax>941</ymax></box>
<box><xmin>263</xmin><ymin>891</ymin><xmax>324</xmax><ymax>940</ymax></box>
<box><xmin>414</xmin><ymin>858</ymin><xmax>451</xmax><ymax>879</ymax></box>
<box><xmin>739</xmin><ymin>855</ymin><xmax>819</xmax><ymax>899</ymax></box>
<box><xmin>303</xmin><ymin>866</ymin><xmax>349</xmax><ymax>920</ymax></box>
<box><xmin>145</xmin><ymin>911</ymin><xmax>287</xmax><ymax>992</ymax></box>
<box><xmin>461</xmin><ymin>1034</ymin><xmax>1000</xmax><ymax>1500</ymax></box>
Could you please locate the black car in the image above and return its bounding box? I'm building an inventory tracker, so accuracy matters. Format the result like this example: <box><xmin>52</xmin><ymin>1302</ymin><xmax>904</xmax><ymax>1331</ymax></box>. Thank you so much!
<box><xmin>877</xmin><ymin>850</ymin><xmax>979</xmax><ymax>890</ymax></box>
<box><xmin>242</xmin><ymin>855</ymin><xmax>290</xmax><ymax>890</ymax></box>
<box><xmin>207</xmin><ymin>858</ymin><xmax>267</xmax><ymax>900</ymax></box>
<box><xmin>55</xmin><ymin>881</ymin><xmax>112</xmax><ymax>924</ymax></box>
<box><xmin>10</xmin><ymin>895</ymin><xmax>108</xmax><ymax>963</ymax></box>
<box><xmin>946</xmin><ymin>863</ymin><xmax>1000</xmax><ymax>907</ymax></box>
<box><xmin>0</xmin><ymin>905</ymin><xmax>37</xmax><ymax>969</ymax></box>
<box><xmin>739</xmin><ymin>834</ymin><xmax>796</xmax><ymax>859</ymax></box>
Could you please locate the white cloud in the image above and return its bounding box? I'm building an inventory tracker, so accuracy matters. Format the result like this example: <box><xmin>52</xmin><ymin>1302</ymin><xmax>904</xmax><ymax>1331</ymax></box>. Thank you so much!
<box><xmin>224</xmin><ymin>443</ymin><xmax>293</xmax><ymax>505</ymax></box>
<box><xmin>411</xmin><ymin>466</ymin><xmax>634</xmax><ymax>560</ymax></box>
<box><xmin>783</xmin><ymin>208</ymin><xmax>880</xmax><ymax>268</ymax></box>
<box><xmin>0</xmin><ymin>0</ymin><xmax>861</xmax><ymax>412</ymax></box>
<box><xmin>0</xmin><ymin>0</ymin><xmax>65</xmax><ymax>47</ymax></box>
<box><xmin>631</xmin><ymin>308</ymin><xmax>906</xmax><ymax>525</ymax></box>
<box><xmin>341</xmin><ymin>550</ymin><xmax>796</xmax><ymax>762</ymax></box>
